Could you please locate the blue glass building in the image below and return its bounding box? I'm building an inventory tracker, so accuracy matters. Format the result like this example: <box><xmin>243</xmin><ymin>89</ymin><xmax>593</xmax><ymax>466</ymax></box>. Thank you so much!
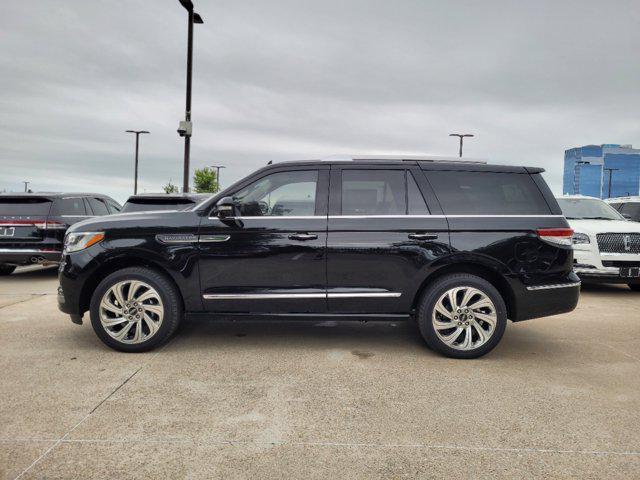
<box><xmin>563</xmin><ymin>144</ymin><xmax>640</xmax><ymax>198</ymax></box>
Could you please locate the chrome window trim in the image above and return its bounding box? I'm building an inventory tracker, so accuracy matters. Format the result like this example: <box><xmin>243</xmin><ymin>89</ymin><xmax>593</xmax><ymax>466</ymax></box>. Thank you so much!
<box><xmin>203</xmin><ymin>292</ymin><xmax>401</xmax><ymax>300</ymax></box>
<box><xmin>207</xmin><ymin>214</ymin><xmax>565</xmax><ymax>220</ymax></box>
<box><xmin>0</xmin><ymin>248</ymin><xmax>62</xmax><ymax>254</ymax></box>
<box><xmin>526</xmin><ymin>282</ymin><xmax>581</xmax><ymax>291</ymax></box>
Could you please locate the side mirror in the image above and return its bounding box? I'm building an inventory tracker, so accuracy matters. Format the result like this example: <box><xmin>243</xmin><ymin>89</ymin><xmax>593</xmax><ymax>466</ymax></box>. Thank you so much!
<box><xmin>216</xmin><ymin>196</ymin><xmax>236</xmax><ymax>219</ymax></box>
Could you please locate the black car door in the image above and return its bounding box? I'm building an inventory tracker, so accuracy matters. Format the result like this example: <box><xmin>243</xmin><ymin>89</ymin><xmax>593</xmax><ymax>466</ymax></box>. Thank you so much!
<box><xmin>198</xmin><ymin>166</ymin><xmax>330</xmax><ymax>313</ymax></box>
<box><xmin>326</xmin><ymin>163</ymin><xmax>451</xmax><ymax>314</ymax></box>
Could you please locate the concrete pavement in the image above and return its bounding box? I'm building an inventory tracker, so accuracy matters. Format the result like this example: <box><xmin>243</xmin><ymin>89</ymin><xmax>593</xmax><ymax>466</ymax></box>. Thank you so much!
<box><xmin>1</xmin><ymin>266</ymin><xmax>639</xmax><ymax>479</ymax></box>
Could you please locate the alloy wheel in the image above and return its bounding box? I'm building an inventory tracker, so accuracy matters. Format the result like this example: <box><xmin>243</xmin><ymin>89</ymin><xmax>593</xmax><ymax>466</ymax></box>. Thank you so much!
<box><xmin>432</xmin><ymin>286</ymin><xmax>497</xmax><ymax>351</ymax></box>
<box><xmin>99</xmin><ymin>280</ymin><xmax>164</xmax><ymax>344</ymax></box>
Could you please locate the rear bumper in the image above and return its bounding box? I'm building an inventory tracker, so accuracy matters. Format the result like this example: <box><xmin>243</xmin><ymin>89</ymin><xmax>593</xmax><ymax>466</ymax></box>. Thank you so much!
<box><xmin>512</xmin><ymin>272</ymin><xmax>581</xmax><ymax>322</ymax></box>
<box><xmin>0</xmin><ymin>249</ymin><xmax>62</xmax><ymax>266</ymax></box>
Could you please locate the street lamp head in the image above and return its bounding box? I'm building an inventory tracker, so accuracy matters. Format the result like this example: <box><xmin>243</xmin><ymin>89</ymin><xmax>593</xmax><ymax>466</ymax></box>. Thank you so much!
<box><xmin>178</xmin><ymin>0</ymin><xmax>194</xmax><ymax>11</ymax></box>
<box><xmin>193</xmin><ymin>12</ymin><xmax>204</xmax><ymax>24</ymax></box>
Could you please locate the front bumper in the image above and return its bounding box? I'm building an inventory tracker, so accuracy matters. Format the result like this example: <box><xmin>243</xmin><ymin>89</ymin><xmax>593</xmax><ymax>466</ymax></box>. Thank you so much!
<box><xmin>573</xmin><ymin>246</ymin><xmax>640</xmax><ymax>284</ymax></box>
<box><xmin>0</xmin><ymin>248</ymin><xmax>62</xmax><ymax>266</ymax></box>
<box><xmin>574</xmin><ymin>266</ymin><xmax>640</xmax><ymax>284</ymax></box>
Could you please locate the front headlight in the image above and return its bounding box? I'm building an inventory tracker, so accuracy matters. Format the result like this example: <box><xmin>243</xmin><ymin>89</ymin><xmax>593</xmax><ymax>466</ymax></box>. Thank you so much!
<box><xmin>572</xmin><ymin>232</ymin><xmax>590</xmax><ymax>245</ymax></box>
<box><xmin>64</xmin><ymin>232</ymin><xmax>105</xmax><ymax>253</ymax></box>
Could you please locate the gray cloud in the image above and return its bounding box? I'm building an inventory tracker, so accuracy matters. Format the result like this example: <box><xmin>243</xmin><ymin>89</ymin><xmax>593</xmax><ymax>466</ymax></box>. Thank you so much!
<box><xmin>1</xmin><ymin>0</ymin><xmax>639</xmax><ymax>202</ymax></box>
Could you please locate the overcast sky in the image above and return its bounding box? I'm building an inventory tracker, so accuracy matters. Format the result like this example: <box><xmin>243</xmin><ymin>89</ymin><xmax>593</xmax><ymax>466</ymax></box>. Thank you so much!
<box><xmin>1</xmin><ymin>0</ymin><xmax>639</xmax><ymax>203</ymax></box>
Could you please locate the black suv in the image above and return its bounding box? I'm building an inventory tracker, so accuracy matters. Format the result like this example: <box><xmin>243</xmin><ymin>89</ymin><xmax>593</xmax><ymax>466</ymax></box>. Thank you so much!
<box><xmin>0</xmin><ymin>193</ymin><xmax>121</xmax><ymax>275</ymax></box>
<box><xmin>121</xmin><ymin>193</ymin><xmax>210</xmax><ymax>213</ymax></box>
<box><xmin>58</xmin><ymin>158</ymin><xmax>579</xmax><ymax>358</ymax></box>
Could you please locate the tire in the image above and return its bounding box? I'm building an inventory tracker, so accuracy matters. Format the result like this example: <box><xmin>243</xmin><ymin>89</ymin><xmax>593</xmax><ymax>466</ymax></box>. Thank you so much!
<box><xmin>416</xmin><ymin>273</ymin><xmax>507</xmax><ymax>359</ymax></box>
<box><xmin>628</xmin><ymin>284</ymin><xmax>640</xmax><ymax>292</ymax></box>
<box><xmin>0</xmin><ymin>265</ymin><xmax>17</xmax><ymax>276</ymax></box>
<box><xmin>89</xmin><ymin>267</ymin><xmax>182</xmax><ymax>352</ymax></box>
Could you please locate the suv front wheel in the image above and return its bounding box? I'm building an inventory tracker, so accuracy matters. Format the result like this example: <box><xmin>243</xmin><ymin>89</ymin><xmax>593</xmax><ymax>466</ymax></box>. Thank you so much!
<box><xmin>89</xmin><ymin>267</ymin><xmax>182</xmax><ymax>352</ymax></box>
<box><xmin>417</xmin><ymin>273</ymin><xmax>507</xmax><ymax>359</ymax></box>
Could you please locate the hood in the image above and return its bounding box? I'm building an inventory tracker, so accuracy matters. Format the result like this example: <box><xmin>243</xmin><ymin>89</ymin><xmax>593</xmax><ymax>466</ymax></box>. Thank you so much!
<box><xmin>67</xmin><ymin>210</ymin><xmax>196</xmax><ymax>234</ymax></box>
<box><xmin>567</xmin><ymin>219</ymin><xmax>640</xmax><ymax>235</ymax></box>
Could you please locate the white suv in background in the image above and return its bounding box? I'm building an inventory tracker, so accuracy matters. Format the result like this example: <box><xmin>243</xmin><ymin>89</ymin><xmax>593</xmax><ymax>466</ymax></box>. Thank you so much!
<box><xmin>557</xmin><ymin>195</ymin><xmax>640</xmax><ymax>291</ymax></box>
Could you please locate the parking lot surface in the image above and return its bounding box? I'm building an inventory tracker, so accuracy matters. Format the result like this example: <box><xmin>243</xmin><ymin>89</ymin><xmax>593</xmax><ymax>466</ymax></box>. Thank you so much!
<box><xmin>1</xmin><ymin>265</ymin><xmax>639</xmax><ymax>479</ymax></box>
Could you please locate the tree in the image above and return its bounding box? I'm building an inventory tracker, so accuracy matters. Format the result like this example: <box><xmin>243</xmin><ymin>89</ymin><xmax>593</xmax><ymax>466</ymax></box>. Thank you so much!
<box><xmin>163</xmin><ymin>180</ymin><xmax>179</xmax><ymax>194</ymax></box>
<box><xmin>193</xmin><ymin>167</ymin><xmax>218</xmax><ymax>193</ymax></box>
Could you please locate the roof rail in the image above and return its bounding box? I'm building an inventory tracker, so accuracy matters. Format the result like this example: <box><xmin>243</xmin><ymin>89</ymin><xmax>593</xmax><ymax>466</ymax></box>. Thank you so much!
<box><xmin>319</xmin><ymin>154</ymin><xmax>488</xmax><ymax>164</ymax></box>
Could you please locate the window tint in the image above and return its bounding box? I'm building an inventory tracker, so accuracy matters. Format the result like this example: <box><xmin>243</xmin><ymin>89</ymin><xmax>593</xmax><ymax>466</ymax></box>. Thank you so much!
<box><xmin>342</xmin><ymin>170</ymin><xmax>406</xmax><ymax>215</ymax></box>
<box><xmin>106</xmin><ymin>200</ymin><xmax>121</xmax><ymax>213</ymax></box>
<box><xmin>87</xmin><ymin>197</ymin><xmax>109</xmax><ymax>216</ymax></box>
<box><xmin>427</xmin><ymin>171</ymin><xmax>551</xmax><ymax>215</ymax></box>
<box><xmin>620</xmin><ymin>203</ymin><xmax>640</xmax><ymax>220</ymax></box>
<box><xmin>233</xmin><ymin>170</ymin><xmax>318</xmax><ymax>216</ymax></box>
<box><xmin>57</xmin><ymin>197</ymin><xmax>87</xmax><ymax>216</ymax></box>
<box><xmin>0</xmin><ymin>198</ymin><xmax>52</xmax><ymax>216</ymax></box>
<box><xmin>408</xmin><ymin>172</ymin><xmax>429</xmax><ymax>215</ymax></box>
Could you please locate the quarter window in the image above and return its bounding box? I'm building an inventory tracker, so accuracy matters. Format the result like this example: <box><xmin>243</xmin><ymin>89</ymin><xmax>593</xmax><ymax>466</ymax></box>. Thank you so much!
<box><xmin>408</xmin><ymin>172</ymin><xmax>429</xmax><ymax>215</ymax></box>
<box><xmin>426</xmin><ymin>171</ymin><xmax>551</xmax><ymax>215</ymax></box>
<box><xmin>87</xmin><ymin>197</ymin><xmax>110</xmax><ymax>216</ymax></box>
<box><xmin>233</xmin><ymin>170</ymin><xmax>318</xmax><ymax>216</ymax></box>
<box><xmin>57</xmin><ymin>197</ymin><xmax>87</xmax><ymax>216</ymax></box>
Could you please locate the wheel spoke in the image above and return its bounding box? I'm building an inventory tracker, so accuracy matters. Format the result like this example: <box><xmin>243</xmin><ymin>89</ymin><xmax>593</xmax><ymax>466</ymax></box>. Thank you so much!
<box><xmin>100</xmin><ymin>298</ymin><xmax>122</xmax><ymax>316</ymax></box>
<box><xmin>112</xmin><ymin>284</ymin><xmax>127</xmax><ymax>308</ymax></box>
<box><xmin>434</xmin><ymin>300</ymin><xmax>453</xmax><ymax>320</ymax></box>
<box><xmin>447</xmin><ymin>288</ymin><xmax>459</xmax><ymax>311</ymax></box>
<box><xmin>113</xmin><ymin>321</ymin><xmax>133</xmax><ymax>341</ymax></box>
<box><xmin>143</xmin><ymin>304</ymin><xmax>163</xmax><ymax>316</ymax></box>
<box><xmin>131</xmin><ymin>322</ymin><xmax>143</xmax><ymax>343</ymax></box>
<box><xmin>433</xmin><ymin>318</ymin><xmax>456</xmax><ymax>330</ymax></box>
<box><xmin>461</xmin><ymin>328</ymin><xmax>473</xmax><ymax>349</ymax></box>
<box><xmin>102</xmin><ymin>316</ymin><xmax>128</xmax><ymax>327</ymax></box>
<box><xmin>136</xmin><ymin>290</ymin><xmax>158</xmax><ymax>303</ymax></box>
<box><xmin>441</xmin><ymin>327</ymin><xmax>464</xmax><ymax>346</ymax></box>
<box><xmin>468</xmin><ymin>298</ymin><xmax>493</xmax><ymax>311</ymax></box>
<box><xmin>474</xmin><ymin>311</ymin><xmax>497</xmax><ymax>328</ymax></box>
<box><xmin>472</xmin><ymin>323</ymin><xmax>486</xmax><ymax>344</ymax></box>
<box><xmin>459</xmin><ymin>288</ymin><xmax>476</xmax><ymax>309</ymax></box>
<box><xmin>128</xmin><ymin>281</ymin><xmax>143</xmax><ymax>301</ymax></box>
<box><xmin>143</xmin><ymin>313</ymin><xmax>160</xmax><ymax>336</ymax></box>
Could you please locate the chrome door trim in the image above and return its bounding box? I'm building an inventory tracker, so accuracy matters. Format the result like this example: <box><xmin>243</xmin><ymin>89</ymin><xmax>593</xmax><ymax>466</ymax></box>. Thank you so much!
<box><xmin>203</xmin><ymin>292</ymin><xmax>401</xmax><ymax>300</ymax></box>
<box><xmin>526</xmin><ymin>282</ymin><xmax>581</xmax><ymax>291</ymax></box>
<box><xmin>327</xmin><ymin>292</ymin><xmax>401</xmax><ymax>298</ymax></box>
<box><xmin>203</xmin><ymin>293</ymin><xmax>326</xmax><ymax>300</ymax></box>
<box><xmin>205</xmin><ymin>214</ymin><xmax>564</xmax><ymax>220</ymax></box>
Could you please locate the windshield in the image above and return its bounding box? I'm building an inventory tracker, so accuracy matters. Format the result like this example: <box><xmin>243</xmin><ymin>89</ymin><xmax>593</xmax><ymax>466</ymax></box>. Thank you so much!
<box><xmin>557</xmin><ymin>198</ymin><xmax>625</xmax><ymax>220</ymax></box>
<box><xmin>121</xmin><ymin>199</ymin><xmax>195</xmax><ymax>213</ymax></box>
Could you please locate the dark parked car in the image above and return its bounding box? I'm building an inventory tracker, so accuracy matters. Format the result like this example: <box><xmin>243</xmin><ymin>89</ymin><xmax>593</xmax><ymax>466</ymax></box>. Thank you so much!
<box><xmin>0</xmin><ymin>193</ymin><xmax>121</xmax><ymax>275</ymax></box>
<box><xmin>121</xmin><ymin>193</ymin><xmax>210</xmax><ymax>213</ymax></box>
<box><xmin>606</xmin><ymin>197</ymin><xmax>640</xmax><ymax>222</ymax></box>
<box><xmin>58</xmin><ymin>157</ymin><xmax>579</xmax><ymax>358</ymax></box>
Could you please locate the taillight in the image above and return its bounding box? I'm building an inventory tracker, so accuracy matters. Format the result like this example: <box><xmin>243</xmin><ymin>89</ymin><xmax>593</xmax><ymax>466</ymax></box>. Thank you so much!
<box><xmin>537</xmin><ymin>228</ymin><xmax>574</xmax><ymax>246</ymax></box>
<box><xmin>33</xmin><ymin>221</ymin><xmax>68</xmax><ymax>230</ymax></box>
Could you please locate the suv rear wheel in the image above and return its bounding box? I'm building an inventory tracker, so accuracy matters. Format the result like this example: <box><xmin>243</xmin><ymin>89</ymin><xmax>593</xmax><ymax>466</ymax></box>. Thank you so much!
<box><xmin>0</xmin><ymin>265</ymin><xmax>17</xmax><ymax>276</ymax></box>
<box><xmin>416</xmin><ymin>273</ymin><xmax>507</xmax><ymax>359</ymax></box>
<box><xmin>89</xmin><ymin>267</ymin><xmax>182</xmax><ymax>352</ymax></box>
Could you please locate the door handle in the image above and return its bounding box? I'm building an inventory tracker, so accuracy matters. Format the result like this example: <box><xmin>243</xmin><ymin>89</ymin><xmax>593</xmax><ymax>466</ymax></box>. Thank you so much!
<box><xmin>408</xmin><ymin>233</ymin><xmax>438</xmax><ymax>240</ymax></box>
<box><xmin>289</xmin><ymin>233</ymin><xmax>318</xmax><ymax>241</ymax></box>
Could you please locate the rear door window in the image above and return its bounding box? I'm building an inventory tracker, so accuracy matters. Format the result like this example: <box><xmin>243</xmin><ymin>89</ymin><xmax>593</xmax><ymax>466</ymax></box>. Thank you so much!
<box><xmin>341</xmin><ymin>170</ymin><xmax>406</xmax><ymax>215</ymax></box>
<box><xmin>426</xmin><ymin>171</ymin><xmax>551</xmax><ymax>215</ymax></box>
<box><xmin>87</xmin><ymin>197</ymin><xmax>110</xmax><ymax>216</ymax></box>
<box><xmin>620</xmin><ymin>203</ymin><xmax>640</xmax><ymax>220</ymax></box>
<box><xmin>105</xmin><ymin>200</ymin><xmax>122</xmax><ymax>214</ymax></box>
<box><xmin>0</xmin><ymin>197</ymin><xmax>52</xmax><ymax>216</ymax></box>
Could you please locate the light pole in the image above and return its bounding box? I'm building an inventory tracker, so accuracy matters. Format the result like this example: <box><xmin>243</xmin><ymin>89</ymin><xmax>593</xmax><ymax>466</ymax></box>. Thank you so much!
<box><xmin>125</xmin><ymin>130</ymin><xmax>150</xmax><ymax>195</ymax></box>
<box><xmin>210</xmin><ymin>165</ymin><xmax>226</xmax><ymax>192</ymax></box>
<box><xmin>449</xmin><ymin>133</ymin><xmax>474</xmax><ymax>158</ymax></box>
<box><xmin>177</xmin><ymin>0</ymin><xmax>204</xmax><ymax>193</ymax></box>
<box><xmin>604</xmin><ymin>167</ymin><xmax>620</xmax><ymax>199</ymax></box>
